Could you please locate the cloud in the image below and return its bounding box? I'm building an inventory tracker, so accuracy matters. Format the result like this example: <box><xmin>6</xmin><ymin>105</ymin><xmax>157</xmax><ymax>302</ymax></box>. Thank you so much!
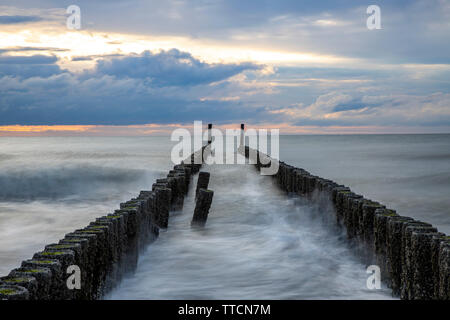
<box><xmin>0</xmin><ymin>15</ymin><xmax>42</xmax><ymax>24</ymax></box>
<box><xmin>93</xmin><ymin>49</ymin><xmax>261</xmax><ymax>86</ymax></box>
<box><xmin>287</xmin><ymin>91</ymin><xmax>450</xmax><ymax>127</ymax></box>
<box><xmin>0</xmin><ymin>47</ymin><xmax>449</xmax><ymax>130</ymax></box>
<box><xmin>0</xmin><ymin>55</ymin><xmax>62</xmax><ymax>78</ymax></box>
<box><xmin>71</xmin><ymin>56</ymin><xmax>94</xmax><ymax>62</ymax></box>
<box><xmin>12</xmin><ymin>0</ymin><xmax>445</xmax><ymax>65</ymax></box>
<box><xmin>3</xmin><ymin>1</ymin><xmax>450</xmax><ymax>66</ymax></box>
<box><xmin>0</xmin><ymin>49</ymin><xmax>266</xmax><ymax>125</ymax></box>
<box><xmin>0</xmin><ymin>47</ymin><xmax>69</xmax><ymax>54</ymax></box>
<box><xmin>0</xmin><ymin>55</ymin><xmax>58</xmax><ymax>64</ymax></box>
<box><xmin>0</xmin><ymin>2</ymin><xmax>449</xmax><ymax>131</ymax></box>
<box><xmin>71</xmin><ymin>54</ymin><xmax>125</xmax><ymax>62</ymax></box>
<box><xmin>0</xmin><ymin>73</ymin><xmax>265</xmax><ymax>125</ymax></box>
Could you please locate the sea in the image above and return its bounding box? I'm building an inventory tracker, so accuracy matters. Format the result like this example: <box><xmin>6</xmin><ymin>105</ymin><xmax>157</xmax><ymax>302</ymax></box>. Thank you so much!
<box><xmin>0</xmin><ymin>134</ymin><xmax>449</xmax><ymax>299</ymax></box>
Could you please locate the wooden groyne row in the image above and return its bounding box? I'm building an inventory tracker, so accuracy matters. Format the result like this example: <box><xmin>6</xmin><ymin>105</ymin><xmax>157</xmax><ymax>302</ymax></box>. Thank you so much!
<box><xmin>0</xmin><ymin>146</ymin><xmax>210</xmax><ymax>300</ymax></box>
<box><xmin>242</xmin><ymin>145</ymin><xmax>449</xmax><ymax>300</ymax></box>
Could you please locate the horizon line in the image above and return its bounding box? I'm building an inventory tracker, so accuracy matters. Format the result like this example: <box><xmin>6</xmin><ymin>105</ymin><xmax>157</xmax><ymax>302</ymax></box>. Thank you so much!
<box><xmin>1</xmin><ymin>124</ymin><xmax>450</xmax><ymax>136</ymax></box>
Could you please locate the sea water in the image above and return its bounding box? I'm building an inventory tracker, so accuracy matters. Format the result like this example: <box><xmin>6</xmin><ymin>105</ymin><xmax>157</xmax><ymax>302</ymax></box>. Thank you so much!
<box><xmin>1</xmin><ymin>134</ymin><xmax>449</xmax><ymax>299</ymax></box>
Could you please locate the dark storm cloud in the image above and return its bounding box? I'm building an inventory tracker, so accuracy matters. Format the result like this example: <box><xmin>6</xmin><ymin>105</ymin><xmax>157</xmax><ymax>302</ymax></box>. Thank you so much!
<box><xmin>0</xmin><ymin>55</ymin><xmax>62</xmax><ymax>78</ymax></box>
<box><xmin>94</xmin><ymin>49</ymin><xmax>260</xmax><ymax>86</ymax></box>
<box><xmin>0</xmin><ymin>55</ymin><xmax>58</xmax><ymax>64</ymax></box>
<box><xmin>0</xmin><ymin>50</ymin><xmax>265</xmax><ymax>125</ymax></box>
<box><xmin>0</xmin><ymin>64</ymin><xmax>62</xmax><ymax>78</ymax></box>
<box><xmin>0</xmin><ymin>74</ymin><xmax>266</xmax><ymax>125</ymax></box>
<box><xmin>0</xmin><ymin>15</ymin><xmax>42</xmax><ymax>24</ymax></box>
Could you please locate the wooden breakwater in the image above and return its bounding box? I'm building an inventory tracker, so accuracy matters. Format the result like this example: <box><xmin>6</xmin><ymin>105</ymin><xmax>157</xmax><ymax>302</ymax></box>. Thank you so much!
<box><xmin>0</xmin><ymin>145</ymin><xmax>210</xmax><ymax>300</ymax></box>
<box><xmin>241</xmin><ymin>144</ymin><xmax>449</xmax><ymax>300</ymax></box>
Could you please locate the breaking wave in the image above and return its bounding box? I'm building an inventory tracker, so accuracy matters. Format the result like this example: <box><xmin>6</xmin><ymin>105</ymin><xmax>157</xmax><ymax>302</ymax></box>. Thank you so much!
<box><xmin>0</xmin><ymin>165</ymin><xmax>149</xmax><ymax>201</ymax></box>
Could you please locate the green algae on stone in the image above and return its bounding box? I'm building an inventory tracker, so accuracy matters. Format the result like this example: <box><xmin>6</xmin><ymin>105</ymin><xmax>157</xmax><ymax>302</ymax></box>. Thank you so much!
<box><xmin>362</xmin><ymin>200</ymin><xmax>382</xmax><ymax>206</ymax></box>
<box><xmin>3</xmin><ymin>278</ymin><xmax>29</xmax><ymax>283</ymax></box>
<box><xmin>0</xmin><ymin>288</ymin><xmax>15</xmax><ymax>295</ymax></box>
<box><xmin>29</xmin><ymin>260</ymin><xmax>55</xmax><ymax>264</ymax></box>
<box><xmin>41</xmin><ymin>251</ymin><xmax>66</xmax><ymax>256</ymax></box>
<box><xmin>121</xmin><ymin>207</ymin><xmax>138</xmax><ymax>211</ymax></box>
<box><xmin>114</xmin><ymin>209</ymin><xmax>132</xmax><ymax>214</ymax></box>
<box><xmin>47</xmin><ymin>244</ymin><xmax>76</xmax><ymax>250</ymax></box>
<box><xmin>78</xmin><ymin>229</ymin><xmax>103</xmax><ymax>233</ymax></box>
<box><xmin>87</xmin><ymin>225</ymin><xmax>108</xmax><ymax>230</ymax></box>
<box><xmin>382</xmin><ymin>211</ymin><xmax>398</xmax><ymax>217</ymax></box>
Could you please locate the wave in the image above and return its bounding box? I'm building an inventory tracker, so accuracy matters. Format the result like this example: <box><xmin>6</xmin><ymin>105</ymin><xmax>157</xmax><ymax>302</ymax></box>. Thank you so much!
<box><xmin>388</xmin><ymin>172</ymin><xmax>450</xmax><ymax>186</ymax></box>
<box><xmin>0</xmin><ymin>165</ymin><xmax>149</xmax><ymax>201</ymax></box>
<box><xmin>0</xmin><ymin>153</ymin><xmax>15</xmax><ymax>162</ymax></box>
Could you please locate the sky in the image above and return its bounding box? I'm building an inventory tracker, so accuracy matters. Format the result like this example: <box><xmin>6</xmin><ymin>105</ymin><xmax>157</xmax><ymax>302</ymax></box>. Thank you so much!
<box><xmin>0</xmin><ymin>0</ymin><xmax>450</xmax><ymax>135</ymax></box>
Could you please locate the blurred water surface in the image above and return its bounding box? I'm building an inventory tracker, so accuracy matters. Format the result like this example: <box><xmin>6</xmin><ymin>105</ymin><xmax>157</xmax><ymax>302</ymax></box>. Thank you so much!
<box><xmin>1</xmin><ymin>134</ymin><xmax>448</xmax><ymax>299</ymax></box>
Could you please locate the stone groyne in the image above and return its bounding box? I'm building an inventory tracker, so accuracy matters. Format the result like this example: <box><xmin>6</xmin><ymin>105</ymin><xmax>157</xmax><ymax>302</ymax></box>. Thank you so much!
<box><xmin>241</xmin><ymin>145</ymin><xmax>449</xmax><ymax>300</ymax></box>
<box><xmin>0</xmin><ymin>146</ymin><xmax>209</xmax><ymax>300</ymax></box>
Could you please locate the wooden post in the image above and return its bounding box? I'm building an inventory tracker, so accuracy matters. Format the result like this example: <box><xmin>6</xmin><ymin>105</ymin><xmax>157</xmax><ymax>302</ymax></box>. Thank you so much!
<box><xmin>196</xmin><ymin>171</ymin><xmax>210</xmax><ymax>199</ymax></box>
<box><xmin>240</xmin><ymin>123</ymin><xmax>245</xmax><ymax>147</ymax></box>
<box><xmin>191</xmin><ymin>188</ymin><xmax>214</xmax><ymax>227</ymax></box>
<box><xmin>208</xmin><ymin>123</ymin><xmax>212</xmax><ymax>144</ymax></box>
<box><xmin>155</xmin><ymin>187</ymin><xmax>171</xmax><ymax>228</ymax></box>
